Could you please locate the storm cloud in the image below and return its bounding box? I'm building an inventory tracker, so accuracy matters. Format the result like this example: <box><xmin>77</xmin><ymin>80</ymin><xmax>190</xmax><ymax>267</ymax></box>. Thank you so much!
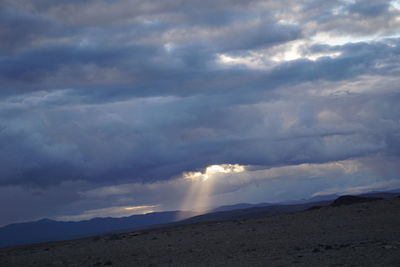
<box><xmin>0</xmin><ymin>0</ymin><xmax>399</xmax><ymax>226</ymax></box>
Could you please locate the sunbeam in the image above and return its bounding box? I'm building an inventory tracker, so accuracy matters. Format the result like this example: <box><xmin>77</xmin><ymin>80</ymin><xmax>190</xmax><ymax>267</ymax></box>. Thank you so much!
<box><xmin>177</xmin><ymin>164</ymin><xmax>246</xmax><ymax>220</ymax></box>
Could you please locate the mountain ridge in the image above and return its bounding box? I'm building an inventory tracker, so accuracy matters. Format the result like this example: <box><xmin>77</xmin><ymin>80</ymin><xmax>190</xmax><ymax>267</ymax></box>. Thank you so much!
<box><xmin>1</xmin><ymin>190</ymin><xmax>399</xmax><ymax>248</ymax></box>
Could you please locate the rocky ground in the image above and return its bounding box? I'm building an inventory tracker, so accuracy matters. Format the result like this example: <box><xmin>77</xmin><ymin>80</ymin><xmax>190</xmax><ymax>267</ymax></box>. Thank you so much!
<box><xmin>1</xmin><ymin>197</ymin><xmax>400</xmax><ymax>266</ymax></box>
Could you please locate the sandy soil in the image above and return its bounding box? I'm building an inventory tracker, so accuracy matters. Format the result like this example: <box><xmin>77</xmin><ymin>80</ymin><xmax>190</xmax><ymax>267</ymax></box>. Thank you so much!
<box><xmin>1</xmin><ymin>198</ymin><xmax>400</xmax><ymax>266</ymax></box>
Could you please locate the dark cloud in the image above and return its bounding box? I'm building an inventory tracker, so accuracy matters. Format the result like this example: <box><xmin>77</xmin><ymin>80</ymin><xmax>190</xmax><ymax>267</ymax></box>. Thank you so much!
<box><xmin>0</xmin><ymin>0</ymin><xmax>399</xmax><ymax>226</ymax></box>
<box><xmin>1</xmin><ymin>84</ymin><xmax>399</xmax><ymax>188</ymax></box>
<box><xmin>0</xmin><ymin>9</ymin><xmax>53</xmax><ymax>52</ymax></box>
<box><xmin>347</xmin><ymin>1</ymin><xmax>390</xmax><ymax>17</ymax></box>
<box><xmin>217</xmin><ymin>23</ymin><xmax>302</xmax><ymax>51</ymax></box>
<box><xmin>299</xmin><ymin>0</ymin><xmax>400</xmax><ymax>36</ymax></box>
<box><xmin>1</xmin><ymin>38</ymin><xmax>399</xmax><ymax>102</ymax></box>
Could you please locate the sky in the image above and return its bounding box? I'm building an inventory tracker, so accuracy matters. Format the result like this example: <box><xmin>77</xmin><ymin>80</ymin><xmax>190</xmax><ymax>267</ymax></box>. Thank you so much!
<box><xmin>1</xmin><ymin>0</ymin><xmax>400</xmax><ymax>226</ymax></box>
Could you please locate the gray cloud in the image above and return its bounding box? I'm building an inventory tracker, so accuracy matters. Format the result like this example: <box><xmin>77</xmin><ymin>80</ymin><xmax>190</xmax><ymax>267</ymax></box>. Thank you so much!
<box><xmin>1</xmin><ymin>38</ymin><xmax>399</xmax><ymax>102</ymax></box>
<box><xmin>347</xmin><ymin>1</ymin><xmax>391</xmax><ymax>17</ymax></box>
<box><xmin>0</xmin><ymin>0</ymin><xmax>399</xmax><ymax>225</ymax></box>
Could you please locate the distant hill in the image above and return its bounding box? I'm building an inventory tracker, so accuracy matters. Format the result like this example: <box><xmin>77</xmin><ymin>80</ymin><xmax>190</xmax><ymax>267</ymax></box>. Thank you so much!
<box><xmin>358</xmin><ymin>192</ymin><xmax>400</xmax><ymax>199</ymax></box>
<box><xmin>331</xmin><ymin>195</ymin><xmax>383</xmax><ymax>207</ymax></box>
<box><xmin>210</xmin><ymin>194</ymin><xmax>342</xmax><ymax>213</ymax></box>
<box><xmin>283</xmin><ymin>194</ymin><xmax>340</xmax><ymax>204</ymax></box>
<box><xmin>212</xmin><ymin>202</ymin><xmax>272</xmax><ymax>212</ymax></box>
<box><xmin>2</xmin><ymin>196</ymin><xmax>400</xmax><ymax>266</ymax></box>
<box><xmin>0</xmin><ymin>211</ymin><xmax>195</xmax><ymax>248</ymax></box>
<box><xmin>1</xmin><ymin>190</ymin><xmax>399</xmax><ymax>248</ymax></box>
<box><xmin>0</xmin><ymin>201</ymin><xmax>333</xmax><ymax>248</ymax></box>
<box><xmin>180</xmin><ymin>200</ymin><xmax>333</xmax><ymax>224</ymax></box>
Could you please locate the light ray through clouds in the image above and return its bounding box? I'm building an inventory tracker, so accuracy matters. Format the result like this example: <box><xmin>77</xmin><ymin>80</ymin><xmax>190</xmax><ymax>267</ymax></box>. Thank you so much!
<box><xmin>56</xmin><ymin>155</ymin><xmax>400</xmax><ymax>223</ymax></box>
<box><xmin>177</xmin><ymin>164</ymin><xmax>246</xmax><ymax>219</ymax></box>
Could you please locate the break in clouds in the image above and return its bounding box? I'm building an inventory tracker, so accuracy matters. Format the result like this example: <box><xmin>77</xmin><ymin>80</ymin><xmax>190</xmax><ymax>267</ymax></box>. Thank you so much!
<box><xmin>0</xmin><ymin>0</ymin><xmax>400</xmax><ymax>226</ymax></box>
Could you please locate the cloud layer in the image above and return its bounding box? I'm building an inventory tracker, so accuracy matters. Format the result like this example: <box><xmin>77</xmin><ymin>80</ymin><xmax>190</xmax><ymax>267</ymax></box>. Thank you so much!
<box><xmin>0</xmin><ymin>0</ymin><xmax>399</xmax><ymax>226</ymax></box>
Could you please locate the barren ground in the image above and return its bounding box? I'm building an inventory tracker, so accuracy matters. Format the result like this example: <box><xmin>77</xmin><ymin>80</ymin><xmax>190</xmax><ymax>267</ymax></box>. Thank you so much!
<box><xmin>1</xmin><ymin>198</ymin><xmax>400</xmax><ymax>266</ymax></box>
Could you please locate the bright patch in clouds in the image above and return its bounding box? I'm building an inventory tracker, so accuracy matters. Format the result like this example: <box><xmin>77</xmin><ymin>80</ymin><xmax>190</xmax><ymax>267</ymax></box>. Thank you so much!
<box><xmin>51</xmin><ymin>156</ymin><xmax>400</xmax><ymax>222</ymax></box>
<box><xmin>311</xmin><ymin>33</ymin><xmax>380</xmax><ymax>46</ymax></box>
<box><xmin>184</xmin><ymin>164</ymin><xmax>246</xmax><ymax>181</ymax></box>
<box><xmin>270</xmin><ymin>41</ymin><xmax>305</xmax><ymax>62</ymax></box>
<box><xmin>179</xmin><ymin>164</ymin><xmax>246</xmax><ymax>216</ymax></box>
<box><xmin>56</xmin><ymin>205</ymin><xmax>158</xmax><ymax>221</ymax></box>
<box><xmin>217</xmin><ymin>54</ymin><xmax>267</xmax><ymax>69</ymax></box>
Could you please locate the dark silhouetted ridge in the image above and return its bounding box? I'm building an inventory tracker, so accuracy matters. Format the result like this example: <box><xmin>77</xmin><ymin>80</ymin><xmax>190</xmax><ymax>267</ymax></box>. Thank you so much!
<box><xmin>331</xmin><ymin>195</ymin><xmax>383</xmax><ymax>207</ymax></box>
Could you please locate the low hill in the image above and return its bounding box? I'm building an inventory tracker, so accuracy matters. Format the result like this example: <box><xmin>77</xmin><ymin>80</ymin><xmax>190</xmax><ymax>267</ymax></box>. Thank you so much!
<box><xmin>1</xmin><ymin>197</ymin><xmax>399</xmax><ymax>266</ymax></box>
<box><xmin>0</xmin><ymin>211</ymin><xmax>196</xmax><ymax>248</ymax></box>
<box><xmin>1</xmin><ymin>191</ymin><xmax>398</xmax><ymax>248</ymax></box>
<box><xmin>331</xmin><ymin>195</ymin><xmax>383</xmax><ymax>206</ymax></box>
<box><xmin>180</xmin><ymin>200</ymin><xmax>332</xmax><ymax>224</ymax></box>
